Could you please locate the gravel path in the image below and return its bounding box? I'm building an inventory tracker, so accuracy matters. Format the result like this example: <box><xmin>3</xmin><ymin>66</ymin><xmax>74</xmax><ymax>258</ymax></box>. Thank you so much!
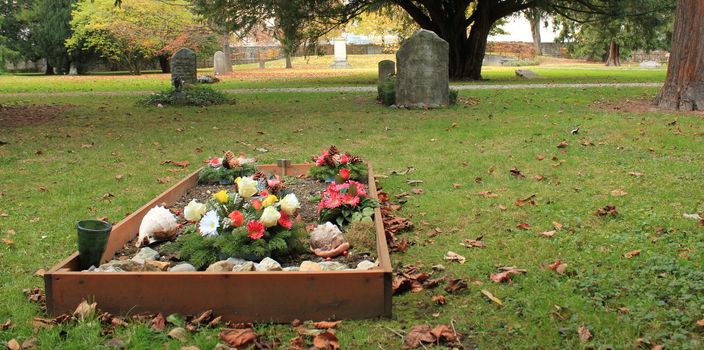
<box><xmin>2</xmin><ymin>82</ymin><xmax>661</xmax><ymax>98</ymax></box>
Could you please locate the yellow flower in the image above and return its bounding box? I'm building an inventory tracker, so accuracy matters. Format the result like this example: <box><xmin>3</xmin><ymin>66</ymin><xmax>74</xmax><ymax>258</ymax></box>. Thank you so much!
<box><xmin>214</xmin><ymin>190</ymin><xmax>229</xmax><ymax>204</ymax></box>
<box><xmin>262</xmin><ymin>194</ymin><xmax>278</xmax><ymax>207</ymax></box>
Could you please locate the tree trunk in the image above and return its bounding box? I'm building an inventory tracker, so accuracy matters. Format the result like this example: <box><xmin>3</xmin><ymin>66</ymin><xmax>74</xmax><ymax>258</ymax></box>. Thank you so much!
<box><xmin>45</xmin><ymin>63</ymin><xmax>54</xmax><ymax>75</ymax></box>
<box><xmin>221</xmin><ymin>32</ymin><xmax>233</xmax><ymax>73</ymax></box>
<box><xmin>159</xmin><ymin>55</ymin><xmax>170</xmax><ymax>73</ymax></box>
<box><xmin>526</xmin><ymin>9</ymin><xmax>542</xmax><ymax>56</ymax></box>
<box><xmin>605</xmin><ymin>40</ymin><xmax>620</xmax><ymax>66</ymax></box>
<box><xmin>458</xmin><ymin>6</ymin><xmax>493</xmax><ymax>80</ymax></box>
<box><xmin>656</xmin><ymin>0</ymin><xmax>704</xmax><ymax>110</ymax></box>
<box><xmin>285</xmin><ymin>54</ymin><xmax>292</xmax><ymax>69</ymax></box>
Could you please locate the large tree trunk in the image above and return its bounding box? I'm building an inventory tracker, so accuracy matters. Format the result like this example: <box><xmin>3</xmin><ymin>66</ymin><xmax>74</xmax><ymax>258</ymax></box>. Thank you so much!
<box><xmin>526</xmin><ymin>9</ymin><xmax>542</xmax><ymax>56</ymax></box>
<box><xmin>605</xmin><ymin>40</ymin><xmax>620</xmax><ymax>66</ymax></box>
<box><xmin>656</xmin><ymin>0</ymin><xmax>704</xmax><ymax>110</ymax></box>
<box><xmin>221</xmin><ymin>32</ymin><xmax>233</xmax><ymax>73</ymax></box>
<box><xmin>45</xmin><ymin>63</ymin><xmax>54</xmax><ymax>75</ymax></box>
<box><xmin>159</xmin><ymin>55</ymin><xmax>170</xmax><ymax>73</ymax></box>
<box><xmin>285</xmin><ymin>54</ymin><xmax>292</xmax><ymax>69</ymax></box>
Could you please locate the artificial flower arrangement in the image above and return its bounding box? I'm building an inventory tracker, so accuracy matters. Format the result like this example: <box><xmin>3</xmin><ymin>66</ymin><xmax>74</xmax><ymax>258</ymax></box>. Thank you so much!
<box><xmin>197</xmin><ymin>151</ymin><xmax>257</xmax><ymax>185</ymax></box>
<box><xmin>318</xmin><ymin>177</ymin><xmax>378</xmax><ymax>229</ymax></box>
<box><xmin>165</xmin><ymin>174</ymin><xmax>306</xmax><ymax>270</ymax></box>
<box><xmin>308</xmin><ymin>145</ymin><xmax>367</xmax><ymax>182</ymax></box>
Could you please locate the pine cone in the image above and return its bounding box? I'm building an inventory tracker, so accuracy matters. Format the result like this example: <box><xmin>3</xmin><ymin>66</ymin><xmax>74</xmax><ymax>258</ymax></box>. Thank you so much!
<box><xmin>223</xmin><ymin>150</ymin><xmax>235</xmax><ymax>160</ymax></box>
<box><xmin>328</xmin><ymin>145</ymin><xmax>339</xmax><ymax>155</ymax></box>
<box><xmin>348</xmin><ymin>155</ymin><xmax>363</xmax><ymax>164</ymax></box>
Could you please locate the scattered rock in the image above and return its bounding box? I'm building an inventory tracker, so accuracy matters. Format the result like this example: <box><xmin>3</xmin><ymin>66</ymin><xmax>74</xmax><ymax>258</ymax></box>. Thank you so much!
<box><xmin>132</xmin><ymin>247</ymin><xmax>160</xmax><ymax>264</ymax></box>
<box><xmin>300</xmin><ymin>261</ymin><xmax>322</xmax><ymax>272</ymax></box>
<box><xmin>255</xmin><ymin>257</ymin><xmax>282</xmax><ymax>271</ymax></box>
<box><xmin>283</xmin><ymin>266</ymin><xmax>300</xmax><ymax>272</ymax></box>
<box><xmin>310</xmin><ymin>222</ymin><xmax>346</xmax><ymax>252</ymax></box>
<box><xmin>103</xmin><ymin>338</ymin><xmax>126</xmax><ymax>349</ymax></box>
<box><xmin>356</xmin><ymin>260</ymin><xmax>377</xmax><ymax>270</ymax></box>
<box><xmin>515</xmin><ymin>69</ymin><xmax>541</xmax><ymax>79</ymax></box>
<box><xmin>169</xmin><ymin>263</ymin><xmax>196</xmax><ymax>272</ymax></box>
<box><xmin>145</xmin><ymin>260</ymin><xmax>170</xmax><ymax>271</ymax></box>
<box><xmin>320</xmin><ymin>261</ymin><xmax>348</xmax><ymax>271</ymax></box>
<box><xmin>232</xmin><ymin>262</ymin><xmax>255</xmax><ymax>272</ymax></box>
<box><xmin>168</xmin><ymin>327</ymin><xmax>189</xmax><ymax>342</ymax></box>
<box><xmin>226</xmin><ymin>257</ymin><xmax>247</xmax><ymax>266</ymax></box>
<box><xmin>97</xmin><ymin>260</ymin><xmax>159</xmax><ymax>272</ymax></box>
<box><xmin>206</xmin><ymin>260</ymin><xmax>235</xmax><ymax>272</ymax></box>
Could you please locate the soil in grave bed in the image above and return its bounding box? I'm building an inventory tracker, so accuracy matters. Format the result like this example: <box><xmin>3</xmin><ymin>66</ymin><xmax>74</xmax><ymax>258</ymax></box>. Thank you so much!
<box><xmin>111</xmin><ymin>176</ymin><xmax>377</xmax><ymax>270</ymax></box>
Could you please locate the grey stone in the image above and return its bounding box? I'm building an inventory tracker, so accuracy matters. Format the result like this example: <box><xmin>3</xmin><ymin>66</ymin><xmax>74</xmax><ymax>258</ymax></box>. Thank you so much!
<box><xmin>395</xmin><ymin>29</ymin><xmax>449</xmax><ymax>108</ymax></box>
<box><xmin>232</xmin><ymin>261</ymin><xmax>255</xmax><ymax>272</ymax></box>
<box><xmin>213</xmin><ymin>51</ymin><xmax>230</xmax><ymax>75</ymax></box>
<box><xmin>310</xmin><ymin>222</ymin><xmax>346</xmax><ymax>251</ymax></box>
<box><xmin>197</xmin><ymin>75</ymin><xmax>219</xmax><ymax>84</ymax></box>
<box><xmin>170</xmin><ymin>48</ymin><xmax>197</xmax><ymax>86</ymax></box>
<box><xmin>206</xmin><ymin>260</ymin><xmax>235</xmax><ymax>272</ymax></box>
<box><xmin>639</xmin><ymin>60</ymin><xmax>662</xmax><ymax>69</ymax></box>
<box><xmin>515</xmin><ymin>69</ymin><xmax>541</xmax><ymax>79</ymax></box>
<box><xmin>255</xmin><ymin>257</ymin><xmax>282</xmax><ymax>271</ymax></box>
<box><xmin>283</xmin><ymin>266</ymin><xmax>300</xmax><ymax>272</ymax></box>
<box><xmin>98</xmin><ymin>259</ymin><xmax>156</xmax><ymax>272</ymax></box>
<box><xmin>132</xmin><ymin>247</ymin><xmax>159</xmax><ymax>264</ymax></box>
<box><xmin>378</xmin><ymin>60</ymin><xmax>395</xmax><ymax>84</ymax></box>
<box><xmin>483</xmin><ymin>55</ymin><xmax>512</xmax><ymax>66</ymax></box>
<box><xmin>226</xmin><ymin>257</ymin><xmax>247</xmax><ymax>266</ymax></box>
<box><xmin>258</xmin><ymin>60</ymin><xmax>266</xmax><ymax>69</ymax></box>
<box><xmin>169</xmin><ymin>263</ymin><xmax>196</xmax><ymax>272</ymax></box>
<box><xmin>320</xmin><ymin>261</ymin><xmax>348</xmax><ymax>271</ymax></box>
<box><xmin>330</xmin><ymin>38</ymin><xmax>351</xmax><ymax>69</ymax></box>
<box><xmin>356</xmin><ymin>260</ymin><xmax>377</xmax><ymax>270</ymax></box>
<box><xmin>300</xmin><ymin>261</ymin><xmax>322</xmax><ymax>272</ymax></box>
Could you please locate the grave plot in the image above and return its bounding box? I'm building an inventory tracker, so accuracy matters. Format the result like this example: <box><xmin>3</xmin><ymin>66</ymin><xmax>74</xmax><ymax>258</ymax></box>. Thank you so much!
<box><xmin>44</xmin><ymin>147</ymin><xmax>392</xmax><ymax>323</ymax></box>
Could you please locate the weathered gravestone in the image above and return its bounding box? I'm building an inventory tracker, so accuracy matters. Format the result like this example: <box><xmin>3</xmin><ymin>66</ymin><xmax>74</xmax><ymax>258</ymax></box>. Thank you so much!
<box><xmin>515</xmin><ymin>69</ymin><xmax>541</xmax><ymax>79</ymax></box>
<box><xmin>213</xmin><ymin>51</ymin><xmax>230</xmax><ymax>75</ymax></box>
<box><xmin>395</xmin><ymin>29</ymin><xmax>449</xmax><ymax>108</ymax></box>
<box><xmin>330</xmin><ymin>38</ymin><xmax>351</xmax><ymax>69</ymax></box>
<box><xmin>170</xmin><ymin>48</ymin><xmax>197</xmax><ymax>87</ymax></box>
<box><xmin>639</xmin><ymin>60</ymin><xmax>662</xmax><ymax>69</ymax></box>
<box><xmin>378</xmin><ymin>60</ymin><xmax>395</xmax><ymax>84</ymax></box>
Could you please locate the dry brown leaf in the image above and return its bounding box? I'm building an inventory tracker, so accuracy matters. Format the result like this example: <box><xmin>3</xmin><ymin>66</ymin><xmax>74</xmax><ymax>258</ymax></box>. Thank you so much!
<box><xmin>404</xmin><ymin>325</ymin><xmax>436</xmax><ymax>349</ymax></box>
<box><xmin>312</xmin><ymin>331</ymin><xmax>340</xmax><ymax>350</ymax></box>
<box><xmin>219</xmin><ymin>328</ymin><xmax>258</xmax><ymax>348</ymax></box>
<box><xmin>557</xmin><ymin>140</ymin><xmax>569</xmax><ymax>148</ymax></box>
<box><xmin>515</xmin><ymin>194</ymin><xmax>537</xmax><ymax>207</ymax></box>
<box><xmin>73</xmin><ymin>300</ymin><xmax>96</xmax><ymax>320</ymax></box>
<box><xmin>548</xmin><ymin>260</ymin><xmax>567</xmax><ymax>274</ymax></box>
<box><xmin>610</xmin><ymin>189</ymin><xmax>628</xmax><ymax>197</ymax></box>
<box><xmin>578</xmin><ymin>324</ymin><xmax>592</xmax><ymax>343</ymax></box>
<box><xmin>533</xmin><ymin>175</ymin><xmax>545</xmax><ymax>181</ymax></box>
<box><xmin>162</xmin><ymin>160</ymin><xmax>190</xmax><ymax>168</ymax></box>
<box><xmin>2</xmin><ymin>238</ymin><xmax>13</xmax><ymax>246</ymax></box>
<box><xmin>167</xmin><ymin>327</ymin><xmax>188</xmax><ymax>342</ymax></box>
<box><xmin>431</xmin><ymin>295</ymin><xmax>446</xmax><ymax>305</ymax></box>
<box><xmin>430</xmin><ymin>324</ymin><xmax>459</xmax><ymax>342</ymax></box>
<box><xmin>628</xmin><ymin>171</ymin><xmax>645</xmax><ymax>177</ymax></box>
<box><xmin>490</xmin><ymin>267</ymin><xmax>527</xmax><ymax>284</ymax></box>
<box><xmin>115</xmin><ymin>174</ymin><xmax>124</xmax><ymax>181</ymax></box>
<box><xmin>452</xmin><ymin>183</ymin><xmax>462</xmax><ymax>189</ymax></box>
<box><xmin>476</xmin><ymin>191</ymin><xmax>498</xmax><ymax>198</ymax></box>
<box><xmin>696</xmin><ymin>318</ymin><xmax>704</xmax><ymax>327</ymax></box>
<box><xmin>190</xmin><ymin>309</ymin><xmax>213</xmax><ymax>325</ymax></box>
<box><xmin>444</xmin><ymin>278</ymin><xmax>468</xmax><ymax>294</ymax></box>
<box><xmin>20</xmin><ymin>337</ymin><xmax>37</xmax><ymax>349</ymax></box>
<box><xmin>596</xmin><ymin>205</ymin><xmax>618</xmax><ymax>217</ymax></box>
<box><xmin>510</xmin><ymin>167</ymin><xmax>525</xmax><ymax>179</ymax></box>
<box><xmin>461</xmin><ymin>239</ymin><xmax>486</xmax><ymax>248</ymax></box>
<box><xmin>312</xmin><ymin>320</ymin><xmax>342</xmax><ymax>329</ymax></box>
<box><xmin>498</xmin><ymin>204</ymin><xmax>507</xmax><ymax>211</ymax></box>
<box><xmin>81</xmin><ymin>143</ymin><xmax>94</xmax><ymax>148</ymax></box>
<box><xmin>536</xmin><ymin>154</ymin><xmax>545</xmax><ymax>161</ymax></box>
<box><xmin>410</xmin><ymin>188</ymin><xmax>424</xmax><ymax>195</ymax></box>
<box><xmin>540</xmin><ymin>230</ymin><xmax>556</xmax><ymax>238</ymax></box>
<box><xmin>552</xmin><ymin>221</ymin><xmax>564</xmax><ymax>230</ymax></box>
<box><xmin>150</xmin><ymin>313</ymin><xmax>165</xmax><ymax>331</ymax></box>
<box><xmin>289</xmin><ymin>336</ymin><xmax>306</xmax><ymax>350</ymax></box>
<box><xmin>7</xmin><ymin>339</ymin><xmax>20</xmax><ymax>350</ymax></box>
<box><xmin>444</xmin><ymin>251</ymin><xmax>466</xmax><ymax>264</ymax></box>
<box><xmin>516</xmin><ymin>223</ymin><xmax>531</xmax><ymax>230</ymax></box>
<box><xmin>38</xmin><ymin>186</ymin><xmax>48</xmax><ymax>192</ymax></box>
<box><xmin>156</xmin><ymin>176</ymin><xmax>173</xmax><ymax>184</ymax></box>
<box><xmin>34</xmin><ymin>269</ymin><xmax>45</xmax><ymax>277</ymax></box>
<box><xmin>624</xmin><ymin>249</ymin><xmax>641</xmax><ymax>258</ymax></box>
<box><xmin>481</xmin><ymin>289</ymin><xmax>503</xmax><ymax>305</ymax></box>
<box><xmin>0</xmin><ymin>319</ymin><xmax>12</xmax><ymax>330</ymax></box>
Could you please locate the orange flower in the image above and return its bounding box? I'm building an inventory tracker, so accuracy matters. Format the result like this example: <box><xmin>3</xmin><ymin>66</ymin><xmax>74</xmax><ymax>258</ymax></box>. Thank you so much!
<box><xmin>228</xmin><ymin>210</ymin><xmax>244</xmax><ymax>227</ymax></box>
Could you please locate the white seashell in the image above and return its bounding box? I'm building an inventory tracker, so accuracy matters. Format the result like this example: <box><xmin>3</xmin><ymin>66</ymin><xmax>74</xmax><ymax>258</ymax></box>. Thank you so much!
<box><xmin>136</xmin><ymin>206</ymin><xmax>178</xmax><ymax>247</ymax></box>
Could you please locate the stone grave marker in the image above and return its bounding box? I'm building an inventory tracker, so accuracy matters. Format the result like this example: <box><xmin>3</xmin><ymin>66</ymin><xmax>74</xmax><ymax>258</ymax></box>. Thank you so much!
<box><xmin>330</xmin><ymin>38</ymin><xmax>351</xmax><ymax>69</ymax></box>
<box><xmin>639</xmin><ymin>60</ymin><xmax>662</xmax><ymax>69</ymax></box>
<box><xmin>170</xmin><ymin>48</ymin><xmax>197</xmax><ymax>86</ymax></box>
<box><xmin>395</xmin><ymin>29</ymin><xmax>449</xmax><ymax>108</ymax></box>
<box><xmin>515</xmin><ymin>69</ymin><xmax>541</xmax><ymax>79</ymax></box>
<box><xmin>378</xmin><ymin>60</ymin><xmax>395</xmax><ymax>84</ymax></box>
<box><xmin>213</xmin><ymin>51</ymin><xmax>230</xmax><ymax>75</ymax></box>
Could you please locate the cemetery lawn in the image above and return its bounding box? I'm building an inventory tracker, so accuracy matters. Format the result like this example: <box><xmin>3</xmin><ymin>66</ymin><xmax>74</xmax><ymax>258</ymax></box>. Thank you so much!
<box><xmin>1</xmin><ymin>86</ymin><xmax>703</xmax><ymax>349</ymax></box>
<box><xmin>0</xmin><ymin>54</ymin><xmax>665</xmax><ymax>94</ymax></box>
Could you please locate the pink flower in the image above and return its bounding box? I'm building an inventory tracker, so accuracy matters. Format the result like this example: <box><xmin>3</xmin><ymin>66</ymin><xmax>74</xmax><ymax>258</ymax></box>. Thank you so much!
<box><xmin>209</xmin><ymin>157</ymin><xmax>222</xmax><ymax>167</ymax></box>
<box><xmin>246</xmin><ymin>220</ymin><xmax>265</xmax><ymax>240</ymax></box>
<box><xmin>267</xmin><ymin>176</ymin><xmax>281</xmax><ymax>188</ymax></box>
<box><xmin>339</xmin><ymin>168</ymin><xmax>350</xmax><ymax>180</ymax></box>
<box><xmin>250</xmin><ymin>199</ymin><xmax>262</xmax><ymax>211</ymax></box>
<box><xmin>324</xmin><ymin>193</ymin><xmax>342</xmax><ymax>209</ymax></box>
<box><xmin>278</xmin><ymin>212</ymin><xmax>293</xmax><ymax>229</ymax></box>
<box><xmin>340</xmin><ymin>154</ymin><xmax>349</xmax><ymax>164</ymax></box>
<box><xmin>342</xmin><ymin>194</ymin><xmax>360</xmax><ymax>206</ymax></box>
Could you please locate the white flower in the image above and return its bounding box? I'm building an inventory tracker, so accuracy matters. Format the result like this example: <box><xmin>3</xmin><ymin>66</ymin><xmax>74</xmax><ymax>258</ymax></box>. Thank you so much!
<box><xmin>260</xmin><ymin>206</ymin><xmax>281</xmax><ymax>228</ymax></box>
<box><xmin>199</xmin><ymin>210</ymin><xmax>220</xmax><ymax>237</ymax></box>
<box><xmin>279</xmin><ymin>193</ymin><xmax>300</xmax><ymax>216</ymax></box>
<box><xmin>237</xmin><ymin>176</ymin><xmax>258</xmax><ymax>199</ymax></box>
<box><xmin>184</xmin><ymin>199</ymin><xmax>207</xmax><ymax>222</ymax></box>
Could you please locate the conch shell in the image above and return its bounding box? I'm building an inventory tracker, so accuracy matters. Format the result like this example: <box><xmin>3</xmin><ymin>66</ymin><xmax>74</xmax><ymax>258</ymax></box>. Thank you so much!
<box><xmin>136</xmin><ymin>206</ymin><xmax>178</xmax><ymax>247</ymax></box>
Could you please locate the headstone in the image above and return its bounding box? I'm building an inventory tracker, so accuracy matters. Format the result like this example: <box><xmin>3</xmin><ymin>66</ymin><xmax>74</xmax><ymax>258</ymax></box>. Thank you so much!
<box><xmin>259</xmin><ymin>60</ymin><xmax>266</xmax><ymax>69</ymax></box>
<box><xmin>69</xmin><ymin>63</ymin><xmax>78</xmax><ymax>76</ymax></box>
<box><xmin>639</xmin><ymin>60</ymin><xmax>662</xmax><ymax>69</ymax></box>
<box><xmin>378</xmin><ymin>60</ymin><xmax>395</xmax><ymax>84</ymax></box>
<box><xmin>395</xmin><ymin>29</ymin><xmax>449</xmax><ymax>108</ymax></box>
<box><xmin>213</xmin><ymin>51</ymin><xmax>229</xmax><ymax>75</ymax></box>
<box><xmin>515</xmin><ymin>69</ymin><xmax>541</xmax><ymax>79</ymax></box>
<box><xmin>170</xmin><ymin>48</ymin><xmax>197</xmax><ymax>86</ymax></box>
<box><xmin>330</xmin><ymin>38</ymin><xmax>351</xmax><ymax>69</ymax></box>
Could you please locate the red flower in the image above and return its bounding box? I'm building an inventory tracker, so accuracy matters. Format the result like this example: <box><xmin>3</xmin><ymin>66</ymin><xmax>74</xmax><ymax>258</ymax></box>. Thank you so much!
<box><xmin>260</xmin><ymin>189</ymin><xmax>269</xmax><ymax>197</ymax></box>
<box><xmin>246</xmin><ymin>220</ymin><xmax>265</xmax><ymax>240</ymax></box>
<box><xmin>342</xmin><ymin>194</ymin><xmax>360</xmax><ymax>206</ymax></box>
<box><xmin>339</xmin><ymin>168</ymin><xmax>351</xmax><ymax>180</ymax></box>
<box><xmin>340</xmin><ymin>154</ymin><xmax>349</xmax><ymax>164</ymax></box>
<box><xmin>324</xmin><ymin>192</ymin><xmax>342</xmax><ymax>209</ymax></box>
<box><xmin>251</xmin><ymin>199</ymin><xmax>262</xmax><ymax>211</ymax></box>
<box><xmin>278</xmin><ymin>212</ymin><xmax>293</xmax><ymax>229</ymax></box>
<box><xmin>209</xmin><ymin>157</ymin><xmax>222</xmax><ymax>166</ymax></box>
<box><xmin>228</xmin><ymin>210</ymin><xmax>244</xmax><ymax>227</ymax></box>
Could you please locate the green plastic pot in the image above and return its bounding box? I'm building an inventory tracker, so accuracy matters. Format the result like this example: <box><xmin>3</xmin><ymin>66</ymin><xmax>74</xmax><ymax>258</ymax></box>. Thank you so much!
<box><xmin>76</xmin><ymin>220</ymin><xmax>112</xmax><ymax>270</ymax></box>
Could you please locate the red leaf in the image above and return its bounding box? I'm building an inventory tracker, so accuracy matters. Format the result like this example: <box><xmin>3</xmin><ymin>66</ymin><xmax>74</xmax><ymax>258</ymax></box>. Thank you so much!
<box><xmin>624</xmin><ymin>249</ymin><xmax>641</xmax><ymax>258</ymax></box>
<box><xmin>312</xmin><ymin>331</ymin><xmax>340</xmax><ymax>350</ymax></box>
<box><xmin>444</xmin><ymin>278</ymin><xmax>468</xmax><ymax>294</ymax></box>
<box><xmin>149</xmin><ymin>313</ymin><xmax>165</xmax><ymax>331</ymax></box>
<box><xmin>516</xmin><ymin>223</ymin><xmax>531</xmax><ymax>230</ymax></box>
<box><xmin>313</xmin><ymin>320</ymin><xmax>342</xmax><ymax>329</ymax></box>
<box><xmin>578</xmin><ymin>324</ymin><xmax>592</xmax><ymax>342</ymax></box>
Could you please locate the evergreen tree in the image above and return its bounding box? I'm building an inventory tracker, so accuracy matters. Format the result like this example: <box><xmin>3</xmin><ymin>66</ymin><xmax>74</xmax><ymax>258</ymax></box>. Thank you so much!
<box><xmin>23</xmin><ymin>0</ymin><xmax>75</xmax><ymax>74</ymax></box>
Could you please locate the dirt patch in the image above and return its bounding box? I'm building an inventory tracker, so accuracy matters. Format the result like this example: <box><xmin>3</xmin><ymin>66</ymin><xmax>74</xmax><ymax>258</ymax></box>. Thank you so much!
<box><xmin>590</xmin><ymin>97</ymin><xmax>704</xmax><ymax>115</ymax></box>
<box><xmin>0</xmin><ymin>104</ymin><xmax>70</xmax><ymax>128</ymax></box>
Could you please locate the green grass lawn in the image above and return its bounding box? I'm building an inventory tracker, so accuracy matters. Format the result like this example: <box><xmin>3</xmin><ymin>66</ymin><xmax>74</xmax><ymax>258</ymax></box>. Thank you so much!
<box><xmin>1</xmin><ymin>86</ymin><xmax>703</xmax><ymax>349</ymax></box>
<box><xmin>0</xmin><ymin>54</ymin><xmax>666</xmax><ymax>94</ymax></box>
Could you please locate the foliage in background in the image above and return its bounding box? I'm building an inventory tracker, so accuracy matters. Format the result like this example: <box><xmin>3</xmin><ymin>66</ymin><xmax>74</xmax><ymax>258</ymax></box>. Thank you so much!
<box><xmin>552</xmin><ymin>0</ymin><xmax>675</xmax><ymax>62</ymax></box>
<box><xmin>139</xmin><ymin>86</ymin><xmax>228</xmax><ymax>107</ymax></box>
<box><xmin>0</xmin><ymin>0</ymin><xmax>33</xmax><ymax>68</ymax></box>
<box><xmin>67</xmin><ymin>0</ymin><xmax>217</xmax><ymax>74</ymax></box>
<box><xmin>20</xmin><ymin>0</ymin><xmax>76</xmax><ymax>74</ymax></box>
